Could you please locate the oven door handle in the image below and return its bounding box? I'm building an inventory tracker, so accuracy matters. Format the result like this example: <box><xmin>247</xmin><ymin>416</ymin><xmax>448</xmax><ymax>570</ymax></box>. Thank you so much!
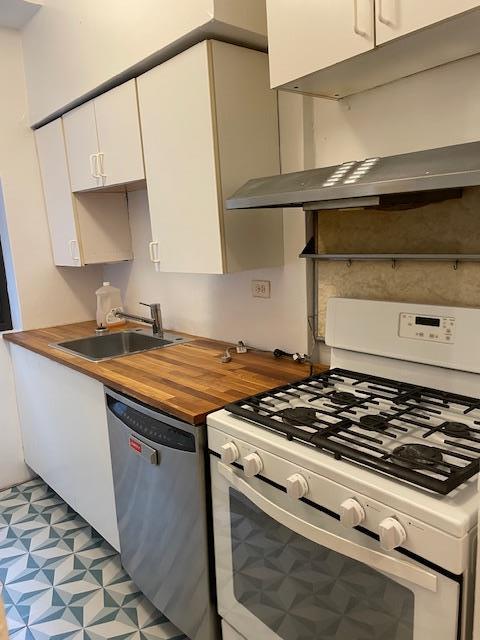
<box><xmin>218</xmin><ymin>462</ymin><xmax>438</xmax><ymax>593</ymax></box>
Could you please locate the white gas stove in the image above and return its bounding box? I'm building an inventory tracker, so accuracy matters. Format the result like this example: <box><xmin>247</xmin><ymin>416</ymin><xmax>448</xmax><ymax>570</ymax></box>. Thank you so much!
<box><xmin>208</xmin><ymin>299</ymin><xmax>479</xmax><ymax>640</ymax></box>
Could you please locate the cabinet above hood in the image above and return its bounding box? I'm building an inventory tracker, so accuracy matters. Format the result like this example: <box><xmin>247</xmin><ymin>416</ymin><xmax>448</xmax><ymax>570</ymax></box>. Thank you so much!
<box><xmin>226</xmin><ymin>141</ymin><xmax>480</xmax><ymax>212</ymax></box>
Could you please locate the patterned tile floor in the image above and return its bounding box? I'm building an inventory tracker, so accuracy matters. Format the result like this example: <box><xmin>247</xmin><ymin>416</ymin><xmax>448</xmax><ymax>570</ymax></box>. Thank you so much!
<box><xmin>0</xmin><ymin>478</ymin><xmax>188</xmax><ymax>640</ymax></box>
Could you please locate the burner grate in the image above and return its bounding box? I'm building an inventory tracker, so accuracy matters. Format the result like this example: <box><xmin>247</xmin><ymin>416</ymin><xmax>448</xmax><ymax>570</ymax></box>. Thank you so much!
<box><xmin>225</xmin><ymin>368</ymin><xmax>480</xmax><ymax>495</ymax></box>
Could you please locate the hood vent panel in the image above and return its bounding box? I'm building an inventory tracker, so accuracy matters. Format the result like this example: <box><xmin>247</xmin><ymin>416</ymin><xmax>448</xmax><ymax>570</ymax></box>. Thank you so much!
<box><xmin>227</xmin><ymin>141</ymin><xmax>480</xmax><ymax>211</ymax></box>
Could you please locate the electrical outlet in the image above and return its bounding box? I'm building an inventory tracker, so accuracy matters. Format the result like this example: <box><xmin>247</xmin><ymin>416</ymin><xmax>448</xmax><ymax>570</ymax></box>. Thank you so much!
<box><xmin>252</xmin><ymin>280</ymin><xmax>271</xmax><ymax>298</ymax></box>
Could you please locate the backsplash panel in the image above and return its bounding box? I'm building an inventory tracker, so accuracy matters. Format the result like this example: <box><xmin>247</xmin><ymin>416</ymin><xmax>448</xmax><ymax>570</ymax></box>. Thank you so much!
<box><xmin>316</xmin><ymin>187</ymin><xmax>480</xmax><ymax>336</ymax></box>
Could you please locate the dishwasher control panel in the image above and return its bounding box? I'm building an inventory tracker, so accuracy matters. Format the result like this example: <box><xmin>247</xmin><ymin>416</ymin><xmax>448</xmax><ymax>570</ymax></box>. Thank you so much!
<box><xmin>107</xmin><ymin>395</ymin><xmax>196</xmax><ymax>451</ymax></box>
<box><xmin>399</xmin><ymin>312</ymin><xmax>456</xmax><ymax>344</ymax></box>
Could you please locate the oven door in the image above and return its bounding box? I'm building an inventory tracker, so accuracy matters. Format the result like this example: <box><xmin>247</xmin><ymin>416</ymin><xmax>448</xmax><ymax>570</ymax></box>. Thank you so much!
<box><xmin>211</xmin><ymin>457</ymin><xmax>460</xmax><ymax>640</ymax></box>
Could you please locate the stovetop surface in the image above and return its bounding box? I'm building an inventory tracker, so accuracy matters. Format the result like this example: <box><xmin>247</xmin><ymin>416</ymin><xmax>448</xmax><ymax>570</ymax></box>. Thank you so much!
<box><xmin>226</xmin><ymin>368</ymin><xmax>480</xmax><ymax>495</ymax></box>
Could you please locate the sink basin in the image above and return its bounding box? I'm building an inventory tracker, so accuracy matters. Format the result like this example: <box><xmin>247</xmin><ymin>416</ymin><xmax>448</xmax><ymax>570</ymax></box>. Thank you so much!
<box><xmin>53</xmin><ymin>330</ymin><xmax>191</xmax><ymax>362</ymax></box>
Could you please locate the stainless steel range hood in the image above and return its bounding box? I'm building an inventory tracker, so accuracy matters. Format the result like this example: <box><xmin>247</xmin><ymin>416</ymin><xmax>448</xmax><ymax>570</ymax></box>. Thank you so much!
<box><xmin>226</xmin><ymin>141</ymin><xmax>480</xmax><ymax>211</ymax></box>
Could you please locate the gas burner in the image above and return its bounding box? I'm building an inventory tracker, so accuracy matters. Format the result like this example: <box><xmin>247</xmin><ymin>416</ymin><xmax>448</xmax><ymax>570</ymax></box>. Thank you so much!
<box><xmin>328</xmin><ymin>391</ymin><xmax>357</xmax><ymax>405</ymax></box>
<box><xmin>226</xmin><ymin>367</ymin><xmax>480</xmax><ymax>494</ymax></box>
<box><xmin>359</xmin><ymin>414</ymin><xmax>386</xmax><ymax>430</ymax></box>
<box><xmin>278</xmin><ymin>407</ymin><xmax>318</xmax><ymax>426</ymax></box>
<box><xmin>439</xmin><ymin>421</ymin><xmax>471</xmax><ymax>438</ymax></box>
<box><xmin>392</xmin><ymin>444</ymin><xmax>444</xmax><ymax>469</ymax></box>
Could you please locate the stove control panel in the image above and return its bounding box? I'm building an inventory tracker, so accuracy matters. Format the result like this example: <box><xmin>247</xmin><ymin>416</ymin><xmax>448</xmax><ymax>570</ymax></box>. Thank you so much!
<box><xmin>399</xmin><ymin>312</ymin><xmax>456</xmax><ymax>344</ymax></box>
<box><xmin>208</xmin><ymin>427</ymin><xmax>468</xmax><ymax>575</ymax></box>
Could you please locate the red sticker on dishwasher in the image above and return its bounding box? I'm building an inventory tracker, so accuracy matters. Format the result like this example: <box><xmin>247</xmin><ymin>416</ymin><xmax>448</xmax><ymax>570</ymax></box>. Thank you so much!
<box><xmin>129</xmin><ymin>438</ymin><xmax>142</xmax><ymax>454</ymax></box>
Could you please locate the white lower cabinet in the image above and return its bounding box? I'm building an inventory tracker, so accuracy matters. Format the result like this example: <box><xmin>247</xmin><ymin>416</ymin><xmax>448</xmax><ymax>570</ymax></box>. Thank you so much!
<box><xmin>10</xmin><ymin>345</ymin><xmax>120</xmax><ymax>551</ymax></box>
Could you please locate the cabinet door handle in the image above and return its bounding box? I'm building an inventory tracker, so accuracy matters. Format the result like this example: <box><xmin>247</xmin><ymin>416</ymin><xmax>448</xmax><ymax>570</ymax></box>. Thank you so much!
<box><xmin>378</xmin><ymin>0</ymin><xmax>394</xmax><ymax>25</ymax></box>
<box><xmin>69</xmin><ymin>239</ymin><xmax>80</xmax><ymax>263</ymax></box>
<box><xmin>97</xmin><ymin>152</ymin><xmax>107</xmax><ymax>179</ymax></box>
<box><xmin>89</xmin><ymin>153</ymin><xmax>99</xmax><ymax>179</ymax></box>
<box><xmin>353</xmin><ymin>0</ymin><xmax>369</xmax><ymax>36</ymax></box>
<box><xmin>149</xmin><ymin>241</ymin><xmax>160</xmax><ymax>264</ymax></box>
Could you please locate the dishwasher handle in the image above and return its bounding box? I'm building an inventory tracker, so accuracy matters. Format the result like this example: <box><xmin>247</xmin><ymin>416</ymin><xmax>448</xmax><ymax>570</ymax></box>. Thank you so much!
<box><xmin>128</xmin><ymin>435</ymin><xmax>159</xmax><ymax>465</ymax></box>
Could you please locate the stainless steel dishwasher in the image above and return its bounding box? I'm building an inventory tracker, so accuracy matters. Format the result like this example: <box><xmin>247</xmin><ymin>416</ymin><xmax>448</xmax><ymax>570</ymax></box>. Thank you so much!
<box><xmin>105</xmin><ymin>388</ymin><xmax>220</xmax><ymax>640</ymax></box>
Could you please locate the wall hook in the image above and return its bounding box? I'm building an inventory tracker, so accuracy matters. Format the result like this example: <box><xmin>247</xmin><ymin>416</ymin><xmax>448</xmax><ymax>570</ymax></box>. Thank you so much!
<box><xmin>346</xmin><ymin>258</ymin><xmax>352</xmax><ymax>268</ymax></box>
<box><xmin>391</xmin><ymin>258</ymin><xmax>397</xmax><ymax>270</ymax></box>
<box><xmin>453</xmin><ymin>259</ymin><xmax>459</xmax><ymax>271</ymax></box>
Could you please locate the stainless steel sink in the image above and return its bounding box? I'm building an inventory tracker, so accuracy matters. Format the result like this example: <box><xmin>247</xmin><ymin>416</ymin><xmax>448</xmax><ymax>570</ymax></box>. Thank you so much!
<box><xmin>52</xmin><ymin>330</ymin><xmax>192</xmax><ymax>362</ymax></box>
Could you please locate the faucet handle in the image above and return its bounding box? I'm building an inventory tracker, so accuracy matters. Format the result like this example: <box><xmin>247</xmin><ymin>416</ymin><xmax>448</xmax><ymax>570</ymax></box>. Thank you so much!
<box><xmin>139</xmin><ymin>302</ymin><xmax>163</xmax><ymax>337</ymax></box>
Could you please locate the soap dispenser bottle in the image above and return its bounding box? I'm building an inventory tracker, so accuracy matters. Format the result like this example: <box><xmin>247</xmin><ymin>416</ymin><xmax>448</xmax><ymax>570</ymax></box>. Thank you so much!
<box><xmin>95</xmin><ymin>282</ymin><xmax>125</xmax><ymax>329</ymax></box>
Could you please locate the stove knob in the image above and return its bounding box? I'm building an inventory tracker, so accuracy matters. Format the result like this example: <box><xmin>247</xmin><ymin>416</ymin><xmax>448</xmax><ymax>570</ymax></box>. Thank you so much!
<box><xmin>221</xmin><ymin>442</ymin><xmax>240</xmax><ymax>465</ymax></box>
<box><xmin>243</xmin><ymin>453</ymin><xmax>263</xmax><ymax>477</ymax></box>
<box><xmin>379</xmin><ymin>517</ymin><xmax>407</xmax><ymax>551</ymax></box>
<box><xmin>340</xmin><ymin>498</ymin><xmax>365</xmax><ymax>528</ymax></box>
<box><xmin>286</xmin><ymin>474</ymin><xmax>309</xmax><ymax>500</ymax></box>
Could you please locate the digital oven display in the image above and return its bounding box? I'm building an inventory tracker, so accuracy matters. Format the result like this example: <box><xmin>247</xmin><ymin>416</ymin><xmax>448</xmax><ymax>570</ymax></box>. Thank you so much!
<box><xmin>415</xmin><ymin>316</ymin><xmax>440</xmax><ymax>327</ymax></box>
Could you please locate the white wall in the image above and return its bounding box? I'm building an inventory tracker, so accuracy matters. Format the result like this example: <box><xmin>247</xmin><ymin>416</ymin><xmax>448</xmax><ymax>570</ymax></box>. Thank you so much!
<box><xmin>104</xmin><ymin>92</ymin><xmax>311</xmax><ymax>354</ymax></box>
<box><xmin>0</xmin><ymin>27</ymin><xmax>101</xmax><ymax>331</ymax></box>
<box><xmin>22</xmin><ymin>0</ymin><xmax>267</xmax><ymax>125</ymax></box>
<box><xmin>0</xmin><ymin>27</ymin><xmax>102</xmax><ymax>488</ymax></box>
<box><xmin>313</xmin><ymin>54</ymin><xmax>480</xmax><ymax>165</ymax></box>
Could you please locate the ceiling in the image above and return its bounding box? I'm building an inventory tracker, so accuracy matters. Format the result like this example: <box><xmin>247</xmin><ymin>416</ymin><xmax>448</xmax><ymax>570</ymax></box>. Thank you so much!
<box><xmin>0</xmin><ymin>0</ymin><xmax>42</xmax><ymax>29</ymax></box>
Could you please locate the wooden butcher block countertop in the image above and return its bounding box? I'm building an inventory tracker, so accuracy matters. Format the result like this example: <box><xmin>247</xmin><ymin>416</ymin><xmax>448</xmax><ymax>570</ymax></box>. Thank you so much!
<box><xmin>5</xmin><ymin>321</ymin><xmax>327</xmax><ymax>425</ymax></box>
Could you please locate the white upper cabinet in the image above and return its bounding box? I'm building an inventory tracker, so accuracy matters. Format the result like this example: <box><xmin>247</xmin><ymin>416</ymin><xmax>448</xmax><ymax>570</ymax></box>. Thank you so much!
<box><xmin>62</xmin><ymin>100</ymin><xmax>99</xmax><ymax>192</ymax></box>
<box><xmin>267</xmin><ymin>0</ymin><xmax>375</xmax><ymax>89</ymax></box>
<box><xmin>375</xmin><ymin>0</ymin><xmax>480</xmax><ymax>44</ymax></box>
<box><xmin>35</xmin><ymin>119</ymin><xmax>82</xmax><ymax>266</ymax></box>
<box><xmin>63</xmin><ymin>80</ymin><xmax>144</xmax><ymax>192</ymax></box>
<box><xmin>138</xmin><ymin>42</ymin><xmax>222</xmax><ymax>274</ymax></box>
<box><xmin>35</xmin><ymin>119</ymin><xmax>133</xmax><ymax>267</ymax></box>
<box><xmin>267</xmin><ymin>0</ymin><xmax>480</xmax><ymax>98</ymax></box>
<box><xmin>137</xmin><ymin>40</ymin><xmax>283</xmax><ymax>275</ymax></box>
<box><xmin>92</xmin><ymin>81</ymin><xmax>145</xmax><ymax>188</ymax></box>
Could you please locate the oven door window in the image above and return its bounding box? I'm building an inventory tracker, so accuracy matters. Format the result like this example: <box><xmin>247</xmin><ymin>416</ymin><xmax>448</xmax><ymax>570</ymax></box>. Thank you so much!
<box><xmin>231</xmin><ymin>489</ymin><xmax>414</xmax><ymax>640</ymax></box>
<box><xmin>211</xmin><ymin>459</ymin><xmax>460</xmax><ymax>640</ymax></box>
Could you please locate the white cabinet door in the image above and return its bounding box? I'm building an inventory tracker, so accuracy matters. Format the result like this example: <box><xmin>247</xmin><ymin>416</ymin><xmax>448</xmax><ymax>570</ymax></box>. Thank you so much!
<box><xmin>138</xmin><ymin>40</ymin><xmax>282</xmax><ymax>274</ymax></box>
<box><xmin>94</xmin><ymin>80</ymin><xmax>145</xmax><ymax>187</ymax></box>
<box><xmin>138</xmin><ymin>42</ymin><xmax>224</xmax><ymax>274</ymax></box>
<box><xmin>210</xmin><ymin>41</ymin><xmax>283</xmax><ymax>272</ymax></box>
<box><xmin>267</xmin><ymin>0</ymin><xmax>375</xmax><ymax>88</ymax></box>
<box><xmin>11</xmin><ymin>346</ymin><xmax>120</xmax><ymax>550</ymax></box>
<box><xmin>375</xmin><ymin>0</ymin><xmax>480</xmax><ymax>44</ymax></box>
<box><xmin>63</xmin><ymin>101</ymin><xmax>100</xmax><ymax>192</ymax></box>
<box><xmin>35</xmin><ymin>120</ymin><xmax>82</xmax><ymax>266</ymax></box>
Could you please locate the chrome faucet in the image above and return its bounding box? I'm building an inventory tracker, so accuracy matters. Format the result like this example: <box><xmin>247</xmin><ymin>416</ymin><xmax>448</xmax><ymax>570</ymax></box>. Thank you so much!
<box><xmin>114</xmin><ymin>303</ymin><xmax>163</xmax><ymax>337</ymax></box>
